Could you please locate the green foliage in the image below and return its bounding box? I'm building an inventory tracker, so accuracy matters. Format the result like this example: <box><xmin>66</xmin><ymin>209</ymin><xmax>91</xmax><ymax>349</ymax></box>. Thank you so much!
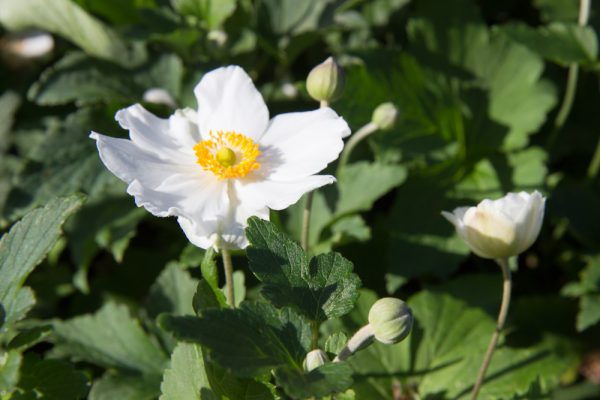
<box><xmin>342</xmin><ymin>290</ymin><xmax>570</xmax><ymax>399</ymax></box>
<box><xmin>0</xmin><ymin>0</ymin><xmax>597</xmax><ymax>397</ymax></box>
<box><xmin>0</xmin><ymin>195</ymin><xmax>83</xmax><ymax>327</ymax></box>
<box><xmin>0</xmin><ymin>0</ymin><xmax>145</xmax><ymax>66</ymax></box>
<box><xmin>246</xmin><ymin>217</ymin><xmax>361</xmax><ymax>322</ymax></box>
<box><xmin>160</xmin><ymin>302</ymin><xmax>311</xmax><ymax>377</ymax></box>
<box><xmin>562</xmin><ymin>255</ymin><xmax>600</xmax><ymax>331</ymax></box>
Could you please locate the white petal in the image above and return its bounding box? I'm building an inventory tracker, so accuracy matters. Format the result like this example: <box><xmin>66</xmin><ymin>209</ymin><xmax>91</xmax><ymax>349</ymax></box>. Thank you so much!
<box><xmin>115</xmin><ymin>104</ymin><xmax>188</xmax><ymax>160</ymax></box>
<box><xmin>257</xmin><ymin>108</ymin><xmax>349</xmax><ymax>180</ymax></box>
<box><xmin>168</xmin><ymin>108</ymin><xmax>202</xmax><ymax>153</ymax></box>
<box><xmin>195</xmin><ymin>66</ymin><xmax>269</xmax><ymax>141</ymax></box>
<box><xmin>234</xmin><ymin>175</ymin><xmax>335</xmax><ymax>211</ymax></box>
<box><xmin>515</xmin><ymin>191</ymin><xmax>545</xmax><ymax>253</ymax></box>
<box><xmin>177</xmin><ymin>204</ymin><xmax>269</xmax><ymax>250</ymax></box>
<box><xmin>92</xmin><ymin>132</ymin><xmax>229</xmax><ymax>220</ymax></box>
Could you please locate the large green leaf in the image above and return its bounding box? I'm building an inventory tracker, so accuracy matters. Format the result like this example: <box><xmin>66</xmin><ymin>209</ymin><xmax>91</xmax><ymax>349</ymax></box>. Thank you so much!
<box><xmin>336</xmin><ymin>162</ymin><xmax>407</xmax><ymax>216</ymax></box>
<box><xmin>343</xmin><ymin>290</ymin><xmax>569</xmax><ymax>399</ymax></box>
<box><xmin>406</xmin><ymin>0</ymin><xmax>557</xmax><ymax>151</ymax></box>
<box><xmin>53</xmin><ymin>302</ymin><xmax>168</xmax><ymax>376</ymax></box>
<box><xmin>29</xmin><ymin>52</ymin><xmax>183</xmax><ymax>106</ymax></box>
<box><xmin>246</xmin><ymin>217</ymin><xmax>361</xmax><ymax>321</ymax></box>
<box><xmin>501</xmin><ymin>22</ymin><xmax>598</xmax><ymax>66</ymax></box>
<box><xmin>160</xmin><ymin>342</ymin><xmax>216</xmax><ymax>400</ymax></box>
<box><xmin>0</xmin><ymin>0</ymin><xmax>145</xmax><ymax>66</ymax></box>
<box><xmin>160</xmin><ymin>302</ymin><xmax>311</xmax><ymax>378</ymax></box>
<box><xmin>0</xmin><ymin>195</ymin><xmax>84</xmax><ymax>327</ymax></box>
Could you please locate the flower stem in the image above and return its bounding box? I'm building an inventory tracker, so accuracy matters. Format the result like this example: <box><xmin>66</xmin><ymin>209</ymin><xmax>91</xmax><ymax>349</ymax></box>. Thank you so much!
<box><xmin>221</xmin><ymin>248</ymin><xmax>235</xmax><ymax>307</ymax></box>
<box><xmin>470</xmin><ymin>258</ymin><xmax>512</xmax><ymax>400</ymax></box>
<box><xmin>334</xmin><ymin>324</ymin><xmax>375</xmax><ymax>362</ymax></box>
<box><xmin>337</xmin><ymin>122</ymin><xmax>378</xmax><ymax>173</ymax></box>
<box><xmin>548</xmin><ymin>0</ymin><xmax>591</xmax><ymax>146</ymax></box>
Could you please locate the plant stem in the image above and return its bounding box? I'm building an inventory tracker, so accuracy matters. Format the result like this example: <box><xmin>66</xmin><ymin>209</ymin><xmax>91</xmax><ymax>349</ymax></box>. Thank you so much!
<box><xmin>301</xmin><ymin>100</ymin><xmax>330</xmax><ymax>252</ymax></box>
<box><xmin>587</xmin><ymin>136</ymin><xmax>600</xmax><ymax>179</ymax></box>
<box><xmin>470</xmin><ymin>258</ymin><xmax>512</xmax><ymax>400</ymax></box>
<box><xmin>221</xmin><ymin>248</ymin><xmax>235</xmax><ymax>307</ymax></box>
<box><xmin>301</xmin><ymin>192</ymin><xmax>314</xmax><ymax>252</ymax></box>
<box><xmin>337</xmin><ymin>122</ymin><xmax>378</xmax><ymax>173</ymax></box>
<box><xmin>549</xmin><ymin>0</ymin><xmax>591</xmax><ymax>145</ymax></box>
<box><xmin>311</xmin><ymin>321</ymin><xmax>320</xmax><ymax>349</ymax></box>
<box><xmin>334</xmin><ymin>324</ymin><xmax>375</xmax><ymax>362</ymax></box>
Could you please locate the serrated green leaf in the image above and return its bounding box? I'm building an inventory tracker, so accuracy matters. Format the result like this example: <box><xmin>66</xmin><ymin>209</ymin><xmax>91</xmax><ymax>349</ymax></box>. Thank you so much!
<box><xmin>200</xmin><ymin>247</ymin><xmax>219</xmax><ymax>289</ymax></box>
<box><xmin>88</xmin><ymin>373</ymin><xmax>159</xmax><ymax>400</ymax></box>
<box><xmin>344</xmin><ymin>290</ymin><xmax>568</xmax><ymax>399</ymax></box>
<box><xmin>274</xmin><ymin>362</ymin><xmax>353</xmax><ymax>399</ymax></box>
<box><xmin>0</xmin><ymin>0</ymin><xmax>145</xmax><ymax>66</ymax></box>
<box><xmin>4</xmin><ymin>108</ymin><xmax>114</xmax><ymax>222</ymax></box>
<box><xmin>12</xmin><ymin>354</ymin><xmax>88</xmax><ymax>400</ymax></box>
<box><xmin>160</xmin><ymin>302</ymin><xmax>311</xmax><ymax>377</ymax></box>
<box><xmin>337</xmin><ymin>162</ymin><xmax>407</xmax><ymax>216</ymax></box>
<box><xmin>160</xmin><ymin>342</ymin><xmax>216</xmax><ymax>400</ymax></box>
<box><xmin>246</xmin><ymin>217</ymin><xmax>361</xmax><ymax>321</ymax></box>
<box><xmin>0</xmin><ymin>195</ymin><xmax>84</xmax><ymax>327</ymax></box>
<box><xmin>53</xmin><ymin>302</ymin><xmax>168</xmax><ymax>375</ymax></box>
<box><xmin>502</xmin><ymin>22</ymin><xmax>598</xmax><ymax>66</ymax></box>
<box><xmin>324</xmin><ymin>332</ymin><xmax>347</xmax><ymax>355</ymax></box>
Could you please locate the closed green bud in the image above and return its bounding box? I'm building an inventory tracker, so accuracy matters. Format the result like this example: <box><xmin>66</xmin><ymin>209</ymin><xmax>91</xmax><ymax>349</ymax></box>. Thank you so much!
<box><xmin>368</xmin><ymin>297</ymin><xmax>412</xmax><ymax>345</ymax></box>
<box><xmin>303</xmin><ymin>349</ymin><xmax>329</xmax><ymax>372</ymax></box>
<box><xmin>372</xmin><ymin>102</ymin><xmax>398</xmax><ymax>131</ymax></box>
<box><xmin>306</xmin><ymin>57</ymin><xmax>345</xmax><ymax>103</ymax></box>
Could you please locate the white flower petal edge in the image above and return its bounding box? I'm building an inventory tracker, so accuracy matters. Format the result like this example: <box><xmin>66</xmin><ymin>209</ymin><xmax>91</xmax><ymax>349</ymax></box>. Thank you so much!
<box><xmin>91</xmin><ymin>65</ymin><xmax>351</xmax><ymax>250</ymax></box>
<box><xmin>195</xmin><ymin>65</ymin><xmax>269</xmax><ymax>141</ymax></box>
<box><xmin>442</xmin><ymin>191</ymin><xmax>546</xmax><ymax>259</ymax></box>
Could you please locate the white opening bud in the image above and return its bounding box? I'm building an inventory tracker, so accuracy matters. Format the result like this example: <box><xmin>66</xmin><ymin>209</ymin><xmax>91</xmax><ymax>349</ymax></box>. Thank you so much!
<box><xmin>368</xmin><ymin>298</ymin><xmax>413</xmax><ymax>345</ymax></box>
<box><xmin>442</xmin><ymin>191</ymin><xmax>546</xmax><ymax>259</ymax></box>
<box><xmin>303</xmin><ymin>349</ymin><xmax>329</xmax><ymax>372</ymax></box>
<box><xmin>306</xmin><ymin>57</ymin><xmax>345</xmax><ymax>103</ymax></box>
<box><xmin>371</xmin><ymin>102</ymin><xmax>398</xmax><ymax>131</ymax></box>
<box><xmin>3</xmin><ymin>31</ymin><xmax>54</xmax><ymax>59</ymax></box>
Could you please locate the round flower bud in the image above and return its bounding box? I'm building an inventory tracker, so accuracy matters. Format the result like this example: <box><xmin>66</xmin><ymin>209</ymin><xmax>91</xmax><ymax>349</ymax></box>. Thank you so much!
<box><xmin>368</xmin><ymin>298</ymin><xmax>413</xmax><ymax>345</ymax></box>
<box><xmin>442</xmin><ymin>191</ymin><xmax>546</xmax><ymax>259</ymax></box>
<box><xmin>306</xmin><ymin>57</ymin><xmax>345</xmax><ymax>103</ymax></box>
<box><xmin>371</xmin><ymin>102</ymin><xmax>398</xmax><ymax>131</ymax></box>
<box><xmin>303</xmin><ymin>349</ymin><xmax>329</xmax><ymax>372</ymax></box>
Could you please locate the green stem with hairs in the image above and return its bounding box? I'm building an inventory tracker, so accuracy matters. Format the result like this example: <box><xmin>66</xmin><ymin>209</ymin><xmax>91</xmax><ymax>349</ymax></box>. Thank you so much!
<box><xmin>221</xmin><ymin>248</ymin><xmax>235</xmax><ymax>307</ymax></box>
<box><xmin>470</xmin><ymin>258</ymin><xmax>512</xmax><ymax>400</ymax></box>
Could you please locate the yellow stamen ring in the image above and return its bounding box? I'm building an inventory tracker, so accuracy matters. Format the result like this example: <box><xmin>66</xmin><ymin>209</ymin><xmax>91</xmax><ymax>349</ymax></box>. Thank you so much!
<box><xmin>193</xmin><ymin>131</ymin><xmax>260</xmax><ymax>179</ymax></box>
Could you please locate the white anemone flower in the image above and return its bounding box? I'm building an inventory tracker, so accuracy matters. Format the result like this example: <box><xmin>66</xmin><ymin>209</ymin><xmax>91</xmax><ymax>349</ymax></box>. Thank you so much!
<box><xmin>442</xmin><ymin>191</ymin><xmax>546</xmax><ymax>259</ymax></box>
<box><xmin>91</xmin><ymin>66</ymin><xmax>350</xmax><ymax>250</ymax></box>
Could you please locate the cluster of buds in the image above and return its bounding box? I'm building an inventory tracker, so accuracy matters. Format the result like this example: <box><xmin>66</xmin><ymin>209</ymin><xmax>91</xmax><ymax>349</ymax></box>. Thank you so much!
<box><xmin>304</xmin><ymin>297</ymin><xmax>413</xmax><ymax>370</ymax></box>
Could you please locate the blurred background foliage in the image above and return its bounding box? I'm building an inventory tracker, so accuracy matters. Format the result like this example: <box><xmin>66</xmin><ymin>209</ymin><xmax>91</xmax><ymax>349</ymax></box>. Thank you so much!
<box><xmin>1</xmin><ymin>0</ymin><xmax>600</xmax><ymax>399</ymax></box>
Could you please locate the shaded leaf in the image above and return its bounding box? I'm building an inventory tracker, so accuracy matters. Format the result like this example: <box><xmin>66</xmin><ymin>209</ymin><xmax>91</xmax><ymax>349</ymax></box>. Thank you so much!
<box><xmin>0</xmin><ymin>195</ymin><xmax>84</xmax><ymax>326</ymax></box>
<box><xmin>246</xmin><ymin>217</ymin><xmax>361</xmax><ymax>321</ymax></box>
<box><xmin>53</xmin><ymin>302</ymin><xmax>168</xmax><ymax>375</ymax></box>
<box><xmin>274</xmin><ymin>362</ymin><xmax>353</xmax><ymax>398</ymax></box>
<box><xmin>160</xmin><ymin>302</ymin><xmax>311</xmax><ymax>377</ymax></box>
